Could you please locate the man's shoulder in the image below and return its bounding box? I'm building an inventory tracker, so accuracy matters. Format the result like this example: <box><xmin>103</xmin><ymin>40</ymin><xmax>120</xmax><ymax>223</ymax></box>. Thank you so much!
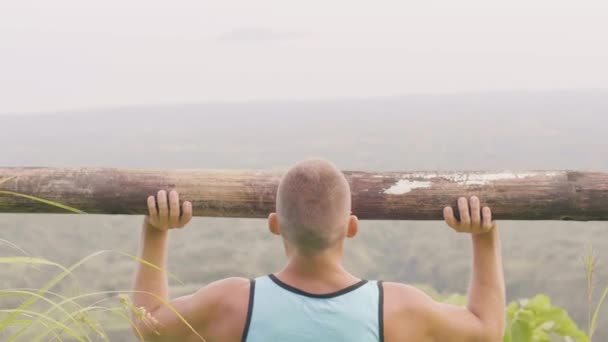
<box><xmin>190</xmin><ymin>277</ymin><xmax>252</xmax><ymax>322</ymax></box>
<box><xmin>209</xmin><ymin>277</ymin><xmax>252</xmax><ymax>290</ymax></box>
<box><xmin>381</xmin><ymin>282</ymin><xmax>438</xmax><ymax>340</ymax></box>
<box><xmin>196</xmin><ymin>277</ymin><xmax>252</xmax><ymax>301</ymax></box>
<box><xmin>382</xmin><ymin>281</ymin><xmax>437</xmax><ymax>318</ymax></box>
<box><xmin>382</xmin><ymin>281</ymin><xmax>433</xmax><ymax>301</ymax></box>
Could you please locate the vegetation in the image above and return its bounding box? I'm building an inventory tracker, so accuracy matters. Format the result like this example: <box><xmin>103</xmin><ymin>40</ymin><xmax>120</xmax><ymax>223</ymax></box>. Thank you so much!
<box><xmin>0</xmin><ymin>236</ymin><xmax>604</xmax><ymax>341</ymax></box>
<box><xmin>0</xmin><ymin>246</ymin><xmax>203</xmax><ymax>342</ymax></box>
<box><xmin>504</xmin><ymin>295</ymin><xmax>587</xmax><ymax>342</ymax></box>
<box><xmin>423</xmin><ymin>289</ymin><xmax>591</xmax><ymax>342</ymax></box>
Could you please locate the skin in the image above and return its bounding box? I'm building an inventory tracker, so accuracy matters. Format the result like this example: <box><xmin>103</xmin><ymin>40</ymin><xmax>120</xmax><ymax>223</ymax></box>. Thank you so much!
<box><xmin>132</xmin><ymin>190</ymin><xmax>505</xmax><ymax>342</ymax></box>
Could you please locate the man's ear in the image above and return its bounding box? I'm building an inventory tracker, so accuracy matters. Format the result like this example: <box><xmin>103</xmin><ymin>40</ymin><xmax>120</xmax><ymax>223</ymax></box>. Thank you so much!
<box><xmin>268</xmin><ymin>213</ymin><xmax>281</xmax><ymax>236</ymax></box>
<box><xmin>346</xmin><ymin>215</ymin><xmax>358</xmax><ymax>238</ymax></box>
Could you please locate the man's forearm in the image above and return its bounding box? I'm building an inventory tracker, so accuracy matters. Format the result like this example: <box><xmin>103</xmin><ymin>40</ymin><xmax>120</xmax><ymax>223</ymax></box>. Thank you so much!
<box><xmin>467</xmin><ymin>228</ymin><xmax>506</xmax><ymax>337</ymax></box>
<box><xmin>132</xmin><ymin>224</ymin><xmax>170</xmax><ymax>314</ymax></box>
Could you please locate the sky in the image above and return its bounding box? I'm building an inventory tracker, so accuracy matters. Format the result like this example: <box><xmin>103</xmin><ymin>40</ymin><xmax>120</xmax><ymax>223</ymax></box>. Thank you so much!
<box><xmin>1</xmin><ymin>0</ymin><xmax>607</xmax><ymax>114</ymax></box>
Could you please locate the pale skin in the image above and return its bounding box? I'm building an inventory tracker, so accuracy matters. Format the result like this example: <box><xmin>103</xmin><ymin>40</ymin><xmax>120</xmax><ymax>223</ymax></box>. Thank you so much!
<box><xmin>132</xmin><ymin>191</ymin><xmax>505</xmax><ymax>342</ymax></box>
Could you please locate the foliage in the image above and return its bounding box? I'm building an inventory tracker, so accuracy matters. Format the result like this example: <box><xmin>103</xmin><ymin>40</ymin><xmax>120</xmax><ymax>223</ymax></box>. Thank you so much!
<box><xmin>504</xmin><ymin>295</ymin><xmax>589</xmax><ymax>342</ymax></box>
<box><xmin>582</xmin><ymin>246</ymin><xmax>608</xmax><ymax>340</ymax></box>
<box><xmin>421</xmin><ymin>285</ymin><xmax>590</xmax><ymax>342</ymax></box>
<box><xmin>0</xmin><ymin>248</ymin><xmax>204</xmax><ymax>342</ymax></box>
<box><xmin>0</xmin><ymin>246</ymin><xmax>600</xmax><ymax>342</ymax></box>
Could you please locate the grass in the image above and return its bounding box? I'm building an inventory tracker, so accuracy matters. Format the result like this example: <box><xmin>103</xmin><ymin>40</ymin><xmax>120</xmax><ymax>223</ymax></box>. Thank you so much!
<box><xmin>1</xmin><ymin>240</ymin><xmax>600</xmax><ymax>342</ymax></box>
<box><xmin>0</xmin><ymin>176</ymin><xmax>84</xmax><ymax>214</ymax></box>
<box><xmin>0</xmin><ymin>247</ymin><xmax>206</xmax><ymax>341</ymax></box>
<box><xmin>583</xmin><ymin>246</ymin><xmax>608</xmax><ymax>340</ymax></box>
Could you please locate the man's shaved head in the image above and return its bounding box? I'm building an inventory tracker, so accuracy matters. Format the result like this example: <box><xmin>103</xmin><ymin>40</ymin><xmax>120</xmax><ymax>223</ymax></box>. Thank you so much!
<box><xmin>276</xmin><ymin>159</ymin><xmax>352</xmax><ymax>253</ymax></box>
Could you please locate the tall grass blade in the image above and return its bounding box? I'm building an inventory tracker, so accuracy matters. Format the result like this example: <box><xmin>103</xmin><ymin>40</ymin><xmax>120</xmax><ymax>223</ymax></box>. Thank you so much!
<box><xmin>107</xmin><ymin>309</ymin><xmax>145</xmax><ymax>342</ymax></box>
<box><xmin>589</xmin><ymin>286</ymin><xmax>608</xmax><ymax>339</ymax></box>
<box><xmin>0</xmin><ymin>289</ymin><xmax>92</xmax><ymax>341</ymax></box>
<box><xmin>31</xmin><ymin>306</ymin><xmax>111</xmax><ymax>342</ymax></box>
<box><xmin>0</xmin><ymin>191</ymin><xmax>84</xmax><ymax>214</ymax></box>
<box><xmin>0</xmin><ymin>239</ymin><xmax>28</xmax><ymax>255</ymax></box>
<box><xmin>2</xmin><ymin>250</ymin><xmax>182</xmax><ymax>340</ymax></box>
<box><xmin>0</xmin><ymin>176</ymin><xmax>17</xmax><ymax>186</ymax></box>
<box><xmin>0</xmin><ymin>253</ymin><xmax>104</xmax><ymax>334</ymax></box>
<box><xmin>0</xmin><ymin>309</ymin><xmax>86</xmax><ymax>342</ymax></box>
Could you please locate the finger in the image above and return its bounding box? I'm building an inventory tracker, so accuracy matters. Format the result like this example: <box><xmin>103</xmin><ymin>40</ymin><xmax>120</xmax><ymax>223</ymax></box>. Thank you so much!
<box><xmin>179</xmin><ymin>201</ymin><xmax>193</xmax><ymax>227</ymax></box>
<box><xmin>458</xmin><ymin>197</ymin><xmax>470</xmax><ymax>226</ymax></box>
<box><xmin>469</xmin><ymin>196</ymin><xmax>481</xmax><ymax>226</ymax></box>
<box><xmin>157</xmin><ymin>190</ymin><xmax>168</xmax><ymax>228</ymax></box>
<box><xmin>482</xmin><ymin>206</ymin><xmax>495</xmax><ymax>230</ymax></box>
<box><xmin>443</xmin><ymin>206</ymin><xmax>459</xmax><ymax>230</ymax></box>
<box><xmin>169</xmin><ymin>190</ymin><xmax>180</xmax><ymax>227</ymax></box>
<box><xmin>147</xmin><ymin>196</ymin><xmax>158</xmax><ymax>220</ymax></box>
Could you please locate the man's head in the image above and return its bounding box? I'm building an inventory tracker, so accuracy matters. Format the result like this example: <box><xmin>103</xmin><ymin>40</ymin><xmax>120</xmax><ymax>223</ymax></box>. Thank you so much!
<box><xmin>268</xmin><ymin>158</ymin><xmax>358</xmax><ymax>255</ymax></box>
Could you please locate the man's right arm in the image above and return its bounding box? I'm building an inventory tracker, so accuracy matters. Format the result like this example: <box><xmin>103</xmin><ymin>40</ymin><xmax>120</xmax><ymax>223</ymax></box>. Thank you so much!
<box><xmin>385</xmin><ymin>196</ymin><xmax>505</xmax><ymax>342</ymax></box>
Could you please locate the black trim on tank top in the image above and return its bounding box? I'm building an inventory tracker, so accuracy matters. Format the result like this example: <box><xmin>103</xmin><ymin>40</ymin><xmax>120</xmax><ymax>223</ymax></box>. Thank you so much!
<box><xmin>267</xmin><ymin>274</ymin><xmax>368</xmax><ymax>299</ymax></box>
<box><xmin>377</xmin><ymin>281</ymin><xmax>384</xmax><ymax>342</ymax></box>
<box><xmin>240</xmin><ymin>279</ymin><xmax>256</xmax><ymax>342</ymax></box>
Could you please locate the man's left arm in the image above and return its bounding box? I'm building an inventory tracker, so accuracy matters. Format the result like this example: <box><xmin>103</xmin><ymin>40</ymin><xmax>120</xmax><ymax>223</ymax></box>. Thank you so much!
<box><xmin>131</xmin><ymin>190</ymin><xmax>251</xmax><ymax>341</ymax></box>
<box><xmin>131</xmin><ymin>190</ymin><xmax>209</xmax><ymax>340</ymax></box>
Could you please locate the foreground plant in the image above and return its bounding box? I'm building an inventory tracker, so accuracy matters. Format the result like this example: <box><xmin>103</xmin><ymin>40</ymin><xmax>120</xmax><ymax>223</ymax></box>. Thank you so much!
<box><xmin>582</xmin><ymin>246</ymin><xmax>608</xmax><ymax>341</ymax></box>
<box><xmin>0</xmin><ymin>245</ymin><xmax>194</xmax><ymax>342</ymax></box>
<box><xmin>503</xmin><ymin>295</ymin><xmax>588</xmax><ymax>342</ymax></box>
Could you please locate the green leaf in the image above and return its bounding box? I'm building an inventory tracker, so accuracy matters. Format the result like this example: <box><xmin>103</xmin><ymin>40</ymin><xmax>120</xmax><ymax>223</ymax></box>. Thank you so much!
<box><xmin>504</xmin><ymin>295</ymin><xmax>589</xmax><ymax>342</ymax></box>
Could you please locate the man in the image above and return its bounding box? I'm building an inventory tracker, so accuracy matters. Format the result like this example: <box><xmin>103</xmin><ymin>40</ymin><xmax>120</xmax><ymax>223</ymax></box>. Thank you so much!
<box><xmin>132</xmin><ymin>159</ymin><xmax>505</xmax><ymax>341</ymax></box>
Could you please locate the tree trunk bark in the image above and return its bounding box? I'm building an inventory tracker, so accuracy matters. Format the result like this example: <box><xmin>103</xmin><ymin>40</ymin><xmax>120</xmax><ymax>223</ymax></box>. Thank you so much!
<box><xmin>0</xmin><ymin>168</ymin><xmax>607</xmax><ymax>221</ymax></box>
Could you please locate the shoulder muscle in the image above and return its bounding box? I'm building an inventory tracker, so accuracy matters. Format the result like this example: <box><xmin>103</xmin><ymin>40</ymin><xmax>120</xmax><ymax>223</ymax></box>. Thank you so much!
<box><xmin>382</xmin><ymin>282</ymin><xmax>490</xmax><ymax>342</ymax></box>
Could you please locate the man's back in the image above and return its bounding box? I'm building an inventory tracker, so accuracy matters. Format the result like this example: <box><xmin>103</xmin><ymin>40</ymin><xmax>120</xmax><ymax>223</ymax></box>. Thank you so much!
<box><xmin>131</xmin><ymin>160</ymin><xmax>505</xmax><ymax>342</ymax></box>
<box><xmin>174</xmin><ymin>275</ymin><xmax>429</xmax><ymax>342</ymax></box>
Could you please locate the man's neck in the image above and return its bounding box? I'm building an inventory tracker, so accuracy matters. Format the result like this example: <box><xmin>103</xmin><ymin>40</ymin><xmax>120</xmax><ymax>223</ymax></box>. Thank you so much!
<box><xmin>275</xmin><ymin>248</ymin><xmax>360</xmax><ymax>291</ymax></box>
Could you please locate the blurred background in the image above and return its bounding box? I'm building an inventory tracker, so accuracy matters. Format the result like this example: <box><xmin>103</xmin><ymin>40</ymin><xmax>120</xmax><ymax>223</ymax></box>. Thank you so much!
<box><xmin>1</xmin><ymin>1</ymin><xmax>607</xmax><ymax>341</ymax></box>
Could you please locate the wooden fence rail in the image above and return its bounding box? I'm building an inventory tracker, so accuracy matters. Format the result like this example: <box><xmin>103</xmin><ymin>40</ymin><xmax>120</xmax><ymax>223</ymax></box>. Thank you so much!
<box><xmin>0</xmin><ymin>168</ymin><xmax>607</xmax><ymax>221</ymax></box>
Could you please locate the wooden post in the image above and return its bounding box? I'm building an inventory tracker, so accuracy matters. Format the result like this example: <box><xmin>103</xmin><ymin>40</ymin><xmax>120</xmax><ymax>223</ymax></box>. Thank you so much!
<box><xmin>0</xmin><ymin>168</ymin><xmax>607</xmax><ymax>221</ymax></box>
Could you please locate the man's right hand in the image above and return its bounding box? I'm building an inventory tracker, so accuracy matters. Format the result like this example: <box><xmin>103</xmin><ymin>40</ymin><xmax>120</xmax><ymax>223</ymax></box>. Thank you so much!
<box><xmin>443</xmin><ymin>196</ymin><xmax>496</xmax><ymax>234</ymax></box>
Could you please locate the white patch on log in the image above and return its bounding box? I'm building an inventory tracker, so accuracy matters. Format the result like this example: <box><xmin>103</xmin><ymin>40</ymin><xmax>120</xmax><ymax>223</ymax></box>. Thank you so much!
<box><xmin>457</xmin><ymin>173</ymin><xmax>531</xmax><ymax>185</ymax></box>
<box><xmin>383</xmin><ymin>180</ymin><xmax>432</xmax><ymax>195</ymax></box>
<box><xmin>409</xmin><ymin>173</ymin><xmax>439</xmax><ymax>179</ymax></box>
<box><xmin>404</xmin><ymin>171</ymin><xmax>561</xmax><ymax>186</ymax></box>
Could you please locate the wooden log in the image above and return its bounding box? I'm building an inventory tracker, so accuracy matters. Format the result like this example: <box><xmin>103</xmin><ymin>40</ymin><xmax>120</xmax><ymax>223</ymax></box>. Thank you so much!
<box><xmin>0</xmin><ymin>168</ymin><xmax>607</xmax><ymax>221</ymax></box>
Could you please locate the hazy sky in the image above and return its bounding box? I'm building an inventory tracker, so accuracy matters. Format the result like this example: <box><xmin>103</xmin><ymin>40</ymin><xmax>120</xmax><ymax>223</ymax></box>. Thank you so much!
<box><xmin>1</xmin><ymin>0</ymin><xmax>607</xmax><ymax>113</ymax></box>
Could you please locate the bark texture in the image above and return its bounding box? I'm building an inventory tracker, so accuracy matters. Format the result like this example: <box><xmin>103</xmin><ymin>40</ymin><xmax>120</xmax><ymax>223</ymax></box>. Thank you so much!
<box><xmin>0</xmin><ymin>168</ymin><xmax>607</xmax><ymax>221</ymax></box>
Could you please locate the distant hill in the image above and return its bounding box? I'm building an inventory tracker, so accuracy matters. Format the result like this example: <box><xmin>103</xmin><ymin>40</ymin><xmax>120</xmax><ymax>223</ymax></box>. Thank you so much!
<box><xmin>1</xmin><ymin>89</ymin><xmax>607</xmax><ymax>171</ymax></box>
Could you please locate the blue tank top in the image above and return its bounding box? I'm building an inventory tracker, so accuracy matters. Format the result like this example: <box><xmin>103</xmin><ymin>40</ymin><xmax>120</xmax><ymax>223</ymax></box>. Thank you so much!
<box><xmin>242</xmin><ymin>274</ymin><xmax>384</xmax><ymax>342</ymax></box>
